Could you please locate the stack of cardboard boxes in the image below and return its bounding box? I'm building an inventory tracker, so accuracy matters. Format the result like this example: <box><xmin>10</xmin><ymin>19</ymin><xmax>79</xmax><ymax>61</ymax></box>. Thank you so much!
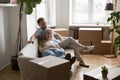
<box><xmin>52</xmin><ymin>28</ymin><xmax>69</xmax><ymax>37</ymax></box>
<box><xmin>79</xmin><ymin>28</ymin><xmax>112</xmax><ymax>55</ymax></box>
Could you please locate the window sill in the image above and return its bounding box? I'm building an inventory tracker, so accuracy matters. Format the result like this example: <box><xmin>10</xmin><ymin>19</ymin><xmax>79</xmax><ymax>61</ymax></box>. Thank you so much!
<box><xmin>0</xmin><ymin>3</ymin><xmax>18</xmax><ymax>7</ymax></box>
<box><xmin>69</xmin><ymin>24</ymin><xmax>111</xmax><ymax>28</ymax></box>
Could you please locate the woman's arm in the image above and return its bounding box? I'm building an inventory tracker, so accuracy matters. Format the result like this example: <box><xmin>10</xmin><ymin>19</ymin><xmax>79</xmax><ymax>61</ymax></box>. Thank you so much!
<box><xmin>39</xmin><ymin>40</ymin><xmax>56</xmax><ymax>52</ymax></box>
<box><xmin>39</xmin><ymin>45</ymin><xmax>51</xmax><ymax>52</ymax></box>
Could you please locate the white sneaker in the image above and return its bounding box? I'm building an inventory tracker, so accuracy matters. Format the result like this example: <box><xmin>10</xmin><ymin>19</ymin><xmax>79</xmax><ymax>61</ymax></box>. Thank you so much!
<box><xmin>83</xmin><ymin>45</ymin><xmax>95</xmax><ymax>52</ymax></box>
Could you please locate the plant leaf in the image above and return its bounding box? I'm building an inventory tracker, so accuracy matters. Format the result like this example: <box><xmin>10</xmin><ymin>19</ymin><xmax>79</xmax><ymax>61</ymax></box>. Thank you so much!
<box><xmin>24</xmin><ymin>3</ymin><xmax>33</xmax><ymax>15</ymax></box>
<box><xmin>118</xmin><ymin>52</ymin><xmax>120</xmax><ymax>55</ymax></box>
<box><xmin>107</xmin><ymin>17</ymin><xmax>112</xmax><ymax>22</ymax></box>
<box><xmin>116</xmin><ymin>28</ymin><xmax>120</xmax><ymax>34</ymax></box>
<box><xmin>113</xmin><ymin>20</ymin><xmax>116</xmax><ymax>28</ymax></box>
<box><xmin>35</xmin><ymin>0</ymin><xmax>42</xmax><ymax>4</ymax></box>
<box><xmin>17</xmin><ymin>0</ymin><xmax>23</xmax><ymax>3</ymax></box>
<box><xmin>115</xmin><ymin>25</ymin><xmax>118</xmax><ymax>29</ymax></box>
<box><xmin>109</xmin><ymin>29</ymin><xmax>114</xmax><ymax>34</ymax></box>
<box><xmin>30</xmin><ymin>1</ymin><xmax>37</xmax><ymax>8</ymax></box>
<box><xmin>114</xmin><ymin>36</ymin><xmax>120</xmax><ymax>47</ymax></box>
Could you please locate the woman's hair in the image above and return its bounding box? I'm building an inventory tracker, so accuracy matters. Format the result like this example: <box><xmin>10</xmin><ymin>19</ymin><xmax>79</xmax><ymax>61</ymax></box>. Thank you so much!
<box><xmin>43</xmin><ymin>28</ymin><xmax>52</xmax><ymax>40</ymax></box>
<box><xmin>39</xmin><ymin>28</ymin><xmax>52</xmax><ymax>47</ymax></box>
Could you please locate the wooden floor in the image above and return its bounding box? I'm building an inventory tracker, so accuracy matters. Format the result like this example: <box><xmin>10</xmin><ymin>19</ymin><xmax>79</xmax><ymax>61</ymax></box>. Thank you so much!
<box><xmin>0</xmin><ymin>54</ymin><xmax>119</xmax><ymax>80</ymax></box>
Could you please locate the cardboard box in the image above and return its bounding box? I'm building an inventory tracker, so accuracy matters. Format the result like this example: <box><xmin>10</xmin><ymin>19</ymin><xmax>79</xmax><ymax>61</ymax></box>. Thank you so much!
<box><xmin>79</xmin><ymin>41</ymin><xmax>92</xmax><ymax>46</ymax></box>
<box><xmin>79</xmin><ymin>28</ymin><xmax>102</xmax><ymax>42</ymax></box>
<box><xmin>92</xmin><ymin>40</ymin><xmax>112</xmax><ymax>55</ymax></box>
<box><xmin>29</xmin><ymin>56</ymin><xmax>70</xmax><ymax>80</ymax></box>
<box><xmin>52</xmin><ymin>28</ymin><xmax>69</xmax><ymax>37</ymax></box>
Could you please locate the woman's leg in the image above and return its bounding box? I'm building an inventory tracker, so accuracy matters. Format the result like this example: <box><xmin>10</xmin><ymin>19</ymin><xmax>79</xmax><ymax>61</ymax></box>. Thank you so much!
<box><xmin>51</xmin><ymin>49</ymin><xmax>65</xmax><ymax>58</ymax></box>
<box><xmin>42</xmin><ymin>49</ymin><xmax>57</xmax><ymax>57</ymax></box>
<box><xmin>42</xmin><ymin>49</ymin><xmax>66</xmax><ymax>58</ymax></box>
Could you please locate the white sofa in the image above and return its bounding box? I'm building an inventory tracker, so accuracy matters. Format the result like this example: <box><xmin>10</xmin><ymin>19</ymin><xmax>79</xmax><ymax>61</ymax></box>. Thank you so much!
<box><xmin>18</xmin><ymin>39</ymin><xmax>39</xmax><ymax>80</ymax></box>
<box><xmin>18</xmin><ymin>39</ymin><xmax>73</xmax><ymax>80</ymax></box>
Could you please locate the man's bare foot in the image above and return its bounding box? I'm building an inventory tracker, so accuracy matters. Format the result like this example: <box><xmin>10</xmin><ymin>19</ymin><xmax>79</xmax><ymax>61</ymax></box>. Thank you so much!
<box><xmin>83</xmin><ymin>45</ymin><xmax>95</xmax><ymax>52</ymax></box>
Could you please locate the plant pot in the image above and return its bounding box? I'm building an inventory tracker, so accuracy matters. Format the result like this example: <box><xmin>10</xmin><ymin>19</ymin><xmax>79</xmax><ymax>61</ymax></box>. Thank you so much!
<box><xmin>11</xmin><ymin>56</ymin><xmax>19</xmax><ymax>71</ymax></box>
<box><xmin>102</xmin><ymin>71</ymin><xmax>108</xmax><ymax>78</ymax></box>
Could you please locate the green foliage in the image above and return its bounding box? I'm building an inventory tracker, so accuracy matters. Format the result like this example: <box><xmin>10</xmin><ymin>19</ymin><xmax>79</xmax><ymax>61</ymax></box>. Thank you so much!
<box><xmin>15</xmin><ymin>0</ymin><xmax>42</xmax><ymax>54</ymax></box>
<box><xmin>107</xmin><ymin>11</ymin><xmax>120</xmax><ymax>51</ymax></box>
<box><xmin>114</xmin><ymin>36</ymin><xmax>120</xmax><ymax>49</ymax></box>
<box><xmin>101</xmin><ymin>66</ymin><xmax>108</xmax><ymax>73</ymax></box>
<box><xmin>109</xmin><ymin>28</ymin><xmax>114</xmax><ymax>34</ymax></box>
<box><xmin>118</xmin><ymin>52</ymin><xmax>120</xmax><ymax>55</ymax></box>
<box><xmin>17</xmin><ymin>0</ymin><xmax>42</xmax><ymax>14</ymax></box>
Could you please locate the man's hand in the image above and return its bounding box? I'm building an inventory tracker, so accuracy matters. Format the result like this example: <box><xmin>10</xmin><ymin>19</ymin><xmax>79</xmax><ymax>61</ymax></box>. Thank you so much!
<box><xmin>28</xmin><ymin>34</ymin><xmax>37</xmax><ymax>44</ymax></box>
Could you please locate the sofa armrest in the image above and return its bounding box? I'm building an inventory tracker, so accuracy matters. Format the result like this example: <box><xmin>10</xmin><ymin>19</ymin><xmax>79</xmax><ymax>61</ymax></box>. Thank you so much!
<box><xmin>19</xmin><ymin>39</ymin><xmax>38</xmax><ymax>58</ymax></box>
<box><xmin>18</xmin><ymin>56</ymin><xmax>35</xmax><ymax>80</ymax></box>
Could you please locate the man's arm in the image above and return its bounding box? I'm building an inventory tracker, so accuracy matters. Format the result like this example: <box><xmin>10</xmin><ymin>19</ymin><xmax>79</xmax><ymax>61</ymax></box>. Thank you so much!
<box><xmin>28</xmin><ymin>34</ymin><xmax>38</xmax><ymax>44</ymax></box>
<box><xmin>54</xmin><ymin>32</ymin><xmax>64</xmax><ymax>41</ymax></box>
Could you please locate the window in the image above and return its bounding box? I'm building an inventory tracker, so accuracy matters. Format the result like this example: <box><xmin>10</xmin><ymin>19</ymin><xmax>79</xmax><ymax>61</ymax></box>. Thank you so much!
<box><xmin>36</xmin><ymin>0</ymin><xmax>56</xmax><ymax>26</ymax></box>
<box><xmin>36</xmin><ymin>0</ymin><xmax>48</xmax><ymax>23</ymax></box>
<box><xmin>69</xmin><ymin>0</ymin><xmax>110</xmax><ymax>25</ymax></box>
<box><xmin>26</xmin><ymin>0</ymin><xmax>55</xmax><ymax>40</ymax></box>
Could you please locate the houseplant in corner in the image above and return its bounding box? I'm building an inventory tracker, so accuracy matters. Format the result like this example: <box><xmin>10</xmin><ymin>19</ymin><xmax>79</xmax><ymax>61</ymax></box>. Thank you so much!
<box><xmin>101</xmin><ymin>65</ymin><xmax>108</xmax><ymax>78</ymax></box>
<box><xmin>11</xmin><ymin>0</ymin><xmax>42</xmax><ymax>71</ymax></box>
<box><xmin>107</xmin><ymin>11</ymin><xmax>120</xmax><ymax>55</ymax></box>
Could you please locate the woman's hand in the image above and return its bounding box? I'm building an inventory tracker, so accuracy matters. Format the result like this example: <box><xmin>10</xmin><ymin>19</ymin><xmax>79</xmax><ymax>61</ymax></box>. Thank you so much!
<box><xmin>50</xmin><ymin>45</ymin><xmax>57</xmax><ymax>48</ymax></box>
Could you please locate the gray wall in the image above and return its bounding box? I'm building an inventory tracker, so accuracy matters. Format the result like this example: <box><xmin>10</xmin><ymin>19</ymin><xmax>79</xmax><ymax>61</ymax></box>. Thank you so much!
<box><xmin>0</xmin><ymin>6</ymin><xmax>27</xmax><ymax>70</ymax></box>
<box><xmin>0</xmin><ymin>8</ymin><xmax>10</xmax><ymax>70</ymax></box>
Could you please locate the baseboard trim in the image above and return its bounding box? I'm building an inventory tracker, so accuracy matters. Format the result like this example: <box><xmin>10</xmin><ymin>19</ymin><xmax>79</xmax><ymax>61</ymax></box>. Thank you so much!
<box><xmin>0</xmin><ymin>63</ymin><xmax>10</xmax><ymax>71</ymax></box>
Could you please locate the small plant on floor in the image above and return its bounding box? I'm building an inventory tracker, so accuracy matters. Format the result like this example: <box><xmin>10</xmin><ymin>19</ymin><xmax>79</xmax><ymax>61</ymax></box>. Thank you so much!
<box><xmin>101</xmin><ymin>65</ymin><xmax>108</xmax><ymax>78</ymax></box>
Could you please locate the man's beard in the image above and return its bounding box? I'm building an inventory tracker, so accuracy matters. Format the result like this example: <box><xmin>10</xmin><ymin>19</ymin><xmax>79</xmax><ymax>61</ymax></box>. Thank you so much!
<box><xmin>42</xmin><ymin>25</ymin><xmax>47</xmax><ymax>29</ymax></box>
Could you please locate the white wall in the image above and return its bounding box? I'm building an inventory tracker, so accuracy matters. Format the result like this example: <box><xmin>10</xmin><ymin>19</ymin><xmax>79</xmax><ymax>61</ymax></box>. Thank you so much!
<box><xmin>117</xmin><ymin>0</ymin><xmax>120</xmax><ymax>11</ymax></box>
<box><xmin>8</xmin><ymin>6</ymin><xmax>27</xmax><ymax>56</ymax></box>
<box><xmin>0</xmin><ymin>8</ymin><xmax>10</xmax><ymax>70</ymax></box>
<box><xmin>56</xmin><ymin>0</ymin><xmax>69</xmax><ymax>28</ymax></box>
<box><xmin>0</xmin><ymin>6</ymin><xmax>27</xmax><ymax>70</ymax></box>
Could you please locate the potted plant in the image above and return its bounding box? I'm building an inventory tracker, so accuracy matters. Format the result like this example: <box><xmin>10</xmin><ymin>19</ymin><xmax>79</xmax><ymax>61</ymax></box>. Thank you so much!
<box><xmin>11</xmin><ymin>0</ymin><xmax>42</xmax><ymax>71</ymax></box>
<box><xmin>107</xmin><ymin>11</ymin><xmax>120</xmax><ymax>56</ymax></box>
<box><xmin>101</xmin><ymin>65</ymin><xmax>108</xmax><ymax>78</ymax></box>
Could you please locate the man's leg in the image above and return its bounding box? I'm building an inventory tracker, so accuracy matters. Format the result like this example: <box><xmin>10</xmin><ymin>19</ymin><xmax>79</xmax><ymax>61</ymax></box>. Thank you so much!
<box><xmin>59</xmin><ymin>37</ymin><xmax>94</xmax><ymax>53</ymax></box>
<box><xmin>67</xmin><ymin>44</ymin><xmax>89</xmax><ymax>68</ymax></box>
<box><xmin>59</xmin><ymin>37</ymin><xmax>85</xmax><ymax>50</ymax></box>
<box><xmin>68</xmin><ymin>45</ymin><xmax>83</xmax><ymax>62</ymax></box>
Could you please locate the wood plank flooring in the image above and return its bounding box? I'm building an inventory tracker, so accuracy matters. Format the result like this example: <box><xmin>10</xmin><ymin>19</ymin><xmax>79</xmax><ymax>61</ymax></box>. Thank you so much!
<box><xmin>0</xmin><ymin>55</ymin><xmax>119</xmax><ymax>80</ymax></box>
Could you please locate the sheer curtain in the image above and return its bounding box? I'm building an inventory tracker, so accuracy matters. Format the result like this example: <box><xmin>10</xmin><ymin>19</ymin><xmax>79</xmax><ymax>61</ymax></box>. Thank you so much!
<box><xmin>70</xmin><ymin>0</ymin><xmax>110</xmax><ymax>25</ymax></box>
